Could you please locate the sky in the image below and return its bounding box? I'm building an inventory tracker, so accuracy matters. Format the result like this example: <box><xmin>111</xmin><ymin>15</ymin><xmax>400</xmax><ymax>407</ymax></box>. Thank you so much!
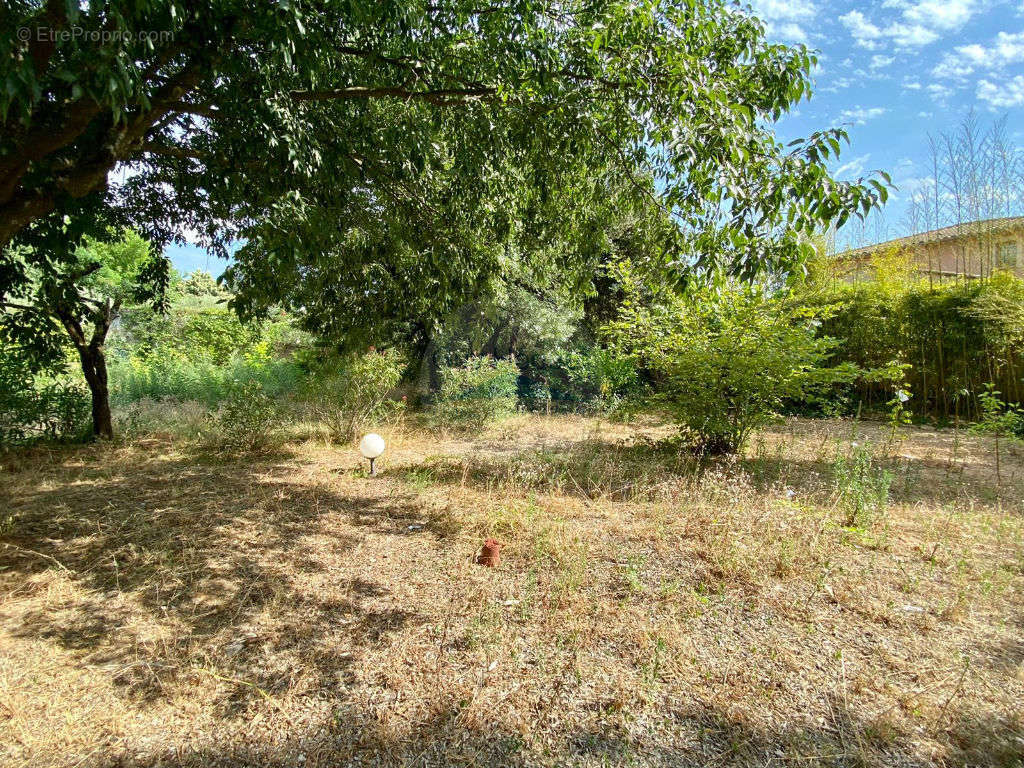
<box><xmin>755</xmin><ymin>0</ymin><xmax>1024</xmax><ymax>248</ymax></box>
<box><xmin>166</xmin><ymin>0</ymin><xmax>1024</xmax><ymax>274</ymax></box>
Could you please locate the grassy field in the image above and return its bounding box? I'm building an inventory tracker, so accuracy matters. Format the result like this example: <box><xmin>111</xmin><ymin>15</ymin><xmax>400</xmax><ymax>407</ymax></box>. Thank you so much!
<box><xmin>1</xmin><ymin>414</ymin><xmax>1022</xmax><ymax>767</ymax></box>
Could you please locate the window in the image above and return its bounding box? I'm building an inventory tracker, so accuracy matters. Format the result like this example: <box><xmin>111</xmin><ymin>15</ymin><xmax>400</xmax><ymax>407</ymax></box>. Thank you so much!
<box><xmin>998</xmin><ymin>242</ymin><xmax>1018</xmax><ymax>268</ymax></box>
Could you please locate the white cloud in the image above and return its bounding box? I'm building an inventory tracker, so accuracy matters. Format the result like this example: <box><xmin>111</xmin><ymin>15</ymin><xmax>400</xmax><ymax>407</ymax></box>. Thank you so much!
<box><xmin>836</xmin><ymin>154</ymin><xmax>871</xmax><ymax>179</ymax></box>
<box><xmin>903</xmin><ymin>0</ymin><xmax>974</xmax><ymax>31</ymax></box>
<box><xmin>839</xmin><ymin>106</ymin><xmax>889</xmax><ymax>124</ymax></box>
<box><xmin>977</xmin><ymin>75</ymin><xmax>1024</xmax><ymax>107</ymax></box>
<box><xmin>839</xmin><ymin>11</ymin><xmax>883</xmax><ymax>48</ymax></box>
<box><xmin>894</xmin><ymin>157</ymin><xmax>916</xmax><ymax>173</ymax></box>
<box><xmin>870</xmin><ymin>54</ymin><xmax>896</xmax><ymax>69</ymax></box>
<box><xmin>885</xmin><ymin>22</ymin><xmax>940</xmax><ymax>47</ymax></box>
<box><xmin>749</xmin><ymin>0</ymin><xmax>816</xmax><ymax>21</ymax></box>
<box><xmin>777</xmin><ymin>22</ymin><xmax>810</xmax><ymax>43</ymax></box>
<box><xmin>926</xmin><ymin>82</ymin><xmax>955</xmax><ymax>104</ymax></box>
<box><xmin>749</xmin><ymin>0</ymin><xmax>816</xmax><ymax>42</ymax></box>
<box><xmin>820</xmin><ymin>75</ymin><xmax>854</xmax><ymax>93</ymax></box>
<box><xmin>840</xmin><ymin>0</ymin><xmax>976</xmax><ymax>50</ymax></box>
<box><xmin>933</xmin><ymin>32</ymin><xmax>1024</xmax><ymax>80</ymax></box>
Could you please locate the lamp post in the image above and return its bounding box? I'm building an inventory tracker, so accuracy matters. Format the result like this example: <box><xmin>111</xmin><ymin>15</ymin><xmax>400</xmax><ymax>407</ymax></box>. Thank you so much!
<box><xmin>359</xmin><ymin>433</ymin><xmax>386</xmax><ymax>476</ymax></box>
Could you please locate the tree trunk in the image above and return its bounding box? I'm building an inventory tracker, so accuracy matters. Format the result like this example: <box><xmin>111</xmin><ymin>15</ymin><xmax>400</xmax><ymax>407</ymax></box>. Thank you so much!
<box><xmin>77</xmin><ymin>345</ymin><xmax>113</xmax><ymax>439</ymax></box>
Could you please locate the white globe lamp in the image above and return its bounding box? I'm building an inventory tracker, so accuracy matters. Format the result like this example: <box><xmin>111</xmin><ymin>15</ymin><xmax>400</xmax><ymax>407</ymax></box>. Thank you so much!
<box><xmin>359</xmin><ymin>433</ymin><xmax>386</xmax><ymax>476</ymax></box>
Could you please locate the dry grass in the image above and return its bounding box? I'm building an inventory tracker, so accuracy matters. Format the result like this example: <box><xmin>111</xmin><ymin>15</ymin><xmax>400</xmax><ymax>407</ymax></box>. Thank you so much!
<box><xmin>1</xmin><ymin>413</ymin><xmax>1022</xmax><ymax>767</ymax></box>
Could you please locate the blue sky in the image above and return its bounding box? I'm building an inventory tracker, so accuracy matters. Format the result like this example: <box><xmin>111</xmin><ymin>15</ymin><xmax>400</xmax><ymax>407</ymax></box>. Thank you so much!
<box><xmin>166</xmin><ymin>241</ymin><xmax>231</xmax><ymax>278</ymax></box>
<box><xmin>756</xmin><ymin>0</ymin><xmax>1024</xmax><ymax>248</ymax></box>
<box><xmin>166</xmin><ymin>1</ymin><xmax>1024</xmax><ymax>274</ymax></box>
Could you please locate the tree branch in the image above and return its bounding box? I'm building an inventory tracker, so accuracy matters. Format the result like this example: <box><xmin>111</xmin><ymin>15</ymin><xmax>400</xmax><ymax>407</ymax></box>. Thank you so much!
<box><xmin>168</xmin><ymin>101</ymin><xmax>221</xmax><ymax>119</ymax></box>
<box><xmin>141</xmin><ymin>142</ymin><xmax>207</xmax><ymax>161</ymax></box>
<box><xmin>1</xmin><ymin>300</ymin><xmax>44</xmax><ymax>315</ymax></box>
<box><xmin>289</xmin><ymin>86</ymin><xmax>497</xmax><ymax>104</ymax></box>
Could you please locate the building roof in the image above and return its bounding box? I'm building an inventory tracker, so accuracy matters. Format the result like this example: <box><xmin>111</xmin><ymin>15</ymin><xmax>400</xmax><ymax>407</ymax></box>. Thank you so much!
<box><xmin>837</xmin><ymin>215</ymin><xmax>1024</xmax><ymax>261</ymax></box>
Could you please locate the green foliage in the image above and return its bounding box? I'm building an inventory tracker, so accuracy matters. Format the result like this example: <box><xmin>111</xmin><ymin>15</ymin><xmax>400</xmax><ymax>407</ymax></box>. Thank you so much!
<box><xmin>433</xmin><ymin>356</ymin><xmax>519</xmax><ymax>430</ymax></box>
<box><xmin>113</xmin><ymin>307</ymin><xmax>260</xmax><ymax>366</ymax></box>
<box><xmin>303</xmin><ymin>349</ymin><xmax>406</xmax><ymax>442</ymax></box>
<box><xmin>797</xmin><ymin>271</ymin><xmax>1024</xmax><ymax>418</ymax></box>
<box><xmin>554</xmin><ymin>346</ymin><xmax>640</xmax><ymax>412</ymax></box>
<box><xmin>5</xmin><ymin>0</ymin><xmax>888</xmax><ymax>403</ymax></box>
<box><xmin>2</xmin><ymin>229</ymin><xmax>165</xmax><ymax>368</ymax></box>
<box><xmin>522</xmin><ymin>381</ymin><xmax>553</xmax><ymax>413</ymax></box>
<box><xmin>108</xmin><ymin>304</ymin><xmax>307</xmax><ymax>407</ymax></box>
<box><xmin>610</xmin><ymin>288</ymin><xmax>858</xmax><ymax>454</ymax></box>
<box><xmin>969</xmin><ymin>384</ymin><xmax>1022</xmax><ymax>482</ymax></box>
<box><xmin>431</xmin><ymin>282</ymin><xmax>583</xmax><ymax>372</ymax></box>
<box><xmin>179</xmin><ymin>270</ymin><xmax>227</xmax><ymax>299</ymax></box>
<box><xmin>887</xmin><ymin>386</ymin><xmax>914</xmax><ymax>445</ymax></box>
<box><xmin>0</xmin><ymin>351</ymin><xmax>90</xmax><ymax>445</ymax></box>
<box><xmin>109</xmin><ymin>354</ymin><xmax>302</xmax><ymax>407</ymax></box>
<box><xmin>0</xmin><ymin>228</ymin><xmax>170</xmax><ymax>438</ymax></box>
<box><xmin>209</xmin><ymin>381</ymin><xmax>281</xmax><ymax>453</ymax></box>
<box><xmin>74</xmin><ymin>230</ymin><xmax>160</xmax><ymax>302</ymax></box>
<box><xmin>833</xmin><ymin>443</ymin><xmax>893</xmax><ymax>528</ymax></box>
<box><xmin>972</xmin><ymin>384</ymin><xmax>1023</xmax><ymax>438</ymax></box>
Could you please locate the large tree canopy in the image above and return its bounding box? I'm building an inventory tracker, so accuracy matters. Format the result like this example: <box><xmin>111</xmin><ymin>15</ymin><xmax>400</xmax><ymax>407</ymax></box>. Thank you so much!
<box><xmin>3</xmin><ymin>0</ymin><xmax>887</xmax><ymax>344</ymax></box>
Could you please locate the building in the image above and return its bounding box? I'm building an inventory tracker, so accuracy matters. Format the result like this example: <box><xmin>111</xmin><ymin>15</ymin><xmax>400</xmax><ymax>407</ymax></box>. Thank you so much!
<box><xmin>838</xmin><ymin>216</ymin><xmax>1024</xmax><ymax>281</ymax></box>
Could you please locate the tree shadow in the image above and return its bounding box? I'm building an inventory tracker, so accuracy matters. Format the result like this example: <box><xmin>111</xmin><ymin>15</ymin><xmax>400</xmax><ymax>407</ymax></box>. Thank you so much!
<box><xmin>0</xmin><ymin>445</ymin><xmax>450</xmax><ymax>709</ymax></box>
<box><xmin>3</xmin><ymin>441</ymin><xmax>1022</xmax><ymax>766</ymax></box>
<box><xmin>73</xmin><ymin>692</ymin><xmax>1023</xmax><ymax>767</ymax></box>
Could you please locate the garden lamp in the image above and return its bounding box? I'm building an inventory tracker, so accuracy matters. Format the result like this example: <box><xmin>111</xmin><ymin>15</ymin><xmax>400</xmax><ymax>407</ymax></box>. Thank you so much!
<box><xmin>359</xmin><ymin>433</ymin><xmax>386</xmax><ymax>476</ymax></box>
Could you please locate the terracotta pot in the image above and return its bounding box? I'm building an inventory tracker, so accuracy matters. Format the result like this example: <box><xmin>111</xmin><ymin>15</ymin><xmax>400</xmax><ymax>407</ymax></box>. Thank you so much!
<box><xmin>475</xmin><ymin>538</ymin><xmax>501</xmax><ymax>567</ymax></box>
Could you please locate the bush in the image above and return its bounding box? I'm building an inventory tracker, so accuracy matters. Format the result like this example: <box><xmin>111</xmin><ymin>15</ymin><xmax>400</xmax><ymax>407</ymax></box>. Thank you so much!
<box><xmin>112</xmin><ymin>306</ymin><xmax>258</xmax><ymax>365</ymax></box>
<box><xmin>433</xmin><ymin>356</ymin><xmax>519</xmax><ymax>429</ymax></box>
<box><xmin>0</xmin><ymin>354</ymin><xmax>91</xmax><ymax>445</ymax></box>
<box><xmin>303</xmin><ymin>349</ymin><xmax>405</xmax><ymax>442</ymax></box>
<box><xmin>554</xmin><ymin>345</ymin><xmax>639</xmax><ymax>412</ymax></box>
<box><xmin>609</xmin><ymin>289</ymin><xmax>858</xmax><ymax>454</ymax></box>
<box><xmin>798</xmin><ymin>270</ymin><xmax>1024</xmax><ymax>419</ymax></box>
<box><xmin>108</xmin><ymin>306</ymin><xmax>310</xmax><ymax>410</ymax></box>
<box><xmin>0</xmin><ymin>379</ymin><xmax>91</xmax><ymax>445</ymax></box>
<box><xmin>522</xmin><ymin>381</ymin><xmax>553</xmax><ymax>413</ymax></box>
<box><xmin>209</xmin><ymin>380</ymin><xmax>280</xmax><ymax>452</ymax></box>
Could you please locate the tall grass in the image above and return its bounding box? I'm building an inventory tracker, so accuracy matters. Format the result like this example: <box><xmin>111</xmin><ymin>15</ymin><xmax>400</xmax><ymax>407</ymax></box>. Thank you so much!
<box><xmin>109</xmin><ymin>354</ymin><xmax>304</xmax><ymax>406</ymax></box>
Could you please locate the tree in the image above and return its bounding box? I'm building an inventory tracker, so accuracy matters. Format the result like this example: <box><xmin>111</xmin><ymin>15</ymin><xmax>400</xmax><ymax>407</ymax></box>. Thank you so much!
<box><xmin>1</xmin><ymin>229</ymin><xmax>166</xmax><ymax>438</ymax></box>
<box><xmin>905</xmin><ymin>112</ymin><xmax>1024</xmax><ymax>282</ymax></box>
<box><xmin>180</xmin><ymin>269</ymin><xmax>225</xmax><ymax>298</ymax></box>
<box><xmin>4</xmin><ymin>0</ymin><xmax>887</xmax><ymax>341</ymax></box>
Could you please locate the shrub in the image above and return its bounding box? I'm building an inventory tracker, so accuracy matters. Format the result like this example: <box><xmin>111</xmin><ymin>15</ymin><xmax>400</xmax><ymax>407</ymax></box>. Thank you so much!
<box><xmin>797</xmin><ymin>270</ymin><xmax>1024</xmax><ymax>419</ymax></box>
<box><xmin>0</xmin><ymin>353</ymin><xmax>90</xmax><ymax>445</ymax></box>
<box><xmin>555</xmin><ymin>345</ymin><xmax>639</xmax><ymax>412</ymax></box>
<box><xmin>209</xmin><ymin>380</ymin><xmax>280</xmax><ymax>452</ymax></box>
<box><xmin>0</xmin><ymin>379</ymin><xmax>91</xmax><ymax>445</ymax></box>
<box><xmin>303</xmin><ymin>349</ymin><xmax>405</xmax><ymax>442</ymax></box>
<box><xmin>433</xmin><ymin>356</ymin><xmax>519</xmax><ymax>429</ymax></box>
<box><xmin>522</xmin><ymin>381</ymin><xmax>553</xmax><ymax>413</ymax></box>
<box><xmin>609</xmin><ymin>289</ymin><xmax>858</xmax><ymax>454</ymax></box>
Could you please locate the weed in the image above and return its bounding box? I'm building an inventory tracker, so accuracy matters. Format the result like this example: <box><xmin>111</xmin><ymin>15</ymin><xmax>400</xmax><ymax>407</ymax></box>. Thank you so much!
<box><xmin>208</xmin><ymin>380</ymin><xmax>281</xmax><ymax>452</ymax></box>
<box><xmin>833</xmin><ymin>442</ymin><xmax>893</xmax><ymax>528</ymax></box>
